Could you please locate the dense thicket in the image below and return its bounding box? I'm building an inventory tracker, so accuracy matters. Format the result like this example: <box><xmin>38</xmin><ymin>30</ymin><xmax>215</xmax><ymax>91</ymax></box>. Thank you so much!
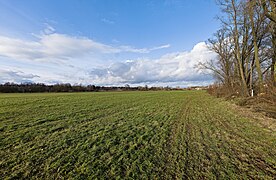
<box><xmin>200</xmin><ymin>0</ymin><xmax>275</xmax><ymax>96</ymax></box>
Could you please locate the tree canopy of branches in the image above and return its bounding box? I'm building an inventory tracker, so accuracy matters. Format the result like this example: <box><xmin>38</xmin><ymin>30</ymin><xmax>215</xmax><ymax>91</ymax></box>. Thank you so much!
<box><xmin>200</xmin><ymin>0</ymin><xmax>275</xmax><ymax>96</ymax></box>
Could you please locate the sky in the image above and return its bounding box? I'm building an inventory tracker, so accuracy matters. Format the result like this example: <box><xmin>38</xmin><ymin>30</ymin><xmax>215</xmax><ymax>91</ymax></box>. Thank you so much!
<box><xmin>0</xmin><ymin>0</ymin><xmax>220</xmax><ymax>87</ymax></box>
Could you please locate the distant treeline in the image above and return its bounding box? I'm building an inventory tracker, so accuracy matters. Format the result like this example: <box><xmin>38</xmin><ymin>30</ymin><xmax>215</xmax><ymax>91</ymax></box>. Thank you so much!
<box><xmin>0</xmin><ymin>82</ymin><xmax>178</xmax><ymax>93</ymax></box>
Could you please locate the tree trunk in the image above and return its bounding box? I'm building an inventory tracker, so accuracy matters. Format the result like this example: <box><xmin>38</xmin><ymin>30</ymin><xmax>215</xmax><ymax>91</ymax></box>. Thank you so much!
<box><xmin>269</xmin><ymin>0</ymin><xmax>276</xmax><ymax>85</ymax></box>
<box><xmin>232</xmin><ymin>0</ymin><xmax>249</xmax><ymax>96</ymax></box>
<box><xmin>249</xmin><ymin>1</ymin><xmax>264</xmax><ymax>92</ymax></box>
<box><xmin>272</xmin><ymin>25</ymin><xmax>276</xmax><ymax>85</ymax></box>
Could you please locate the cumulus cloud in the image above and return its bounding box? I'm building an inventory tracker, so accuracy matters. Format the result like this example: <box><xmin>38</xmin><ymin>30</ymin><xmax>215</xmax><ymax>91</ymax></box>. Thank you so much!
<box><xmin>0</xmin><ymin>33</ymin><xmax>170</xmax><ymax>62</ymax></box>
<box><xmin>88</xmin><ymin>42</ymin><xmax>216</xmax><ymax>85</ymax></box>
<box><xmin>0</xmin><ymin>69</ymin><xmax>39</xmax><ymax>83</ymax></box>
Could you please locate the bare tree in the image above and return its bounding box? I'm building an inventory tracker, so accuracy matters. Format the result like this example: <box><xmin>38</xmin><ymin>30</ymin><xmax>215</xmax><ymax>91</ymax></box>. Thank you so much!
<box><xmin>259</xmin><ymin>0</ymin><xmax>276</xmax><ymax>84</ymax></box>
<box><xmin>200</xmin><ymin>0</ymin><xmax>272</xmax><ymax>96</ymax></box>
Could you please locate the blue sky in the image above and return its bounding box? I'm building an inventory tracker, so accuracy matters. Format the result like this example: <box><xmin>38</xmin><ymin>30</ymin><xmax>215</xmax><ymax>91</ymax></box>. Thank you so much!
<box><xmin>0</xmin><ymin>0</ymin><xmax>220</xmax><ymax>87</ymax></box>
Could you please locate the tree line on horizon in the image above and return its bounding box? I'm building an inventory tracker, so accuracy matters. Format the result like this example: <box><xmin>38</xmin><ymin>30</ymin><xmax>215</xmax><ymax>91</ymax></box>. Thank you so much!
<box><xmin>200</xmin><ymin>0</ymin><xmax>275</xmax><ymax>97</ymax></box>
<box><xmin>0</xmin><ymin>82</ymin><xmax>180</xmax><ymax>93</ymax></box>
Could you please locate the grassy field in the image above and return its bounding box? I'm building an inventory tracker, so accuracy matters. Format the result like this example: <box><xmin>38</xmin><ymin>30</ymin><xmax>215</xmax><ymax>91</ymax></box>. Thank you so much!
<box><xmin>0</xmin><ymin>91</ymin><xmax>275</xmax><ymax>179</ymax></box>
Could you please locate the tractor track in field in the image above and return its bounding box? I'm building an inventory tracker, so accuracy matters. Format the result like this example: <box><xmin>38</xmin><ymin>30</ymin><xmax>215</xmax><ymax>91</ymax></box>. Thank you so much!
<box><xmin>182</xmin><ymin>115</ymin><xmax>192</xmax><ymax>179</ymax></box>
<box><xmin>201</xmin><ymin>101</ymin><xmax>276</xmax><ymax>177</ymax></box>
<box><xmin>162</xmin><ymin>95</ymin><xmax>276</xmax><ymax>179</ymax></box>
<box><xmin>163</xmin><ymin>97</ymin><xmax>192</xmax><ymax>178</ymax></box>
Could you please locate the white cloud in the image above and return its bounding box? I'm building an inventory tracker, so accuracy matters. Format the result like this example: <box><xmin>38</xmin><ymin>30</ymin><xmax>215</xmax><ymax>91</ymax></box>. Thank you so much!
<box><xmin>101</xmin><ymin>18</ymin><xmax>115</xmax><ymax>24</ymax></box>
<box><xmin>40</xmin><ymin>34</ymin><xmax>119</xmax><ymax>57</ymax></box>
<box><xmin>0</xmin><ymin>27</ymin><xmax>215</xmax><ymax>87</ymax></box>
<box><xmin>42</xmin><ymin>23</ymin><xmax>56</xmax><ymax>35</ymax></box>
<box><xmin>118</xmin><ymin>44</ymin><xmax>171</xmax><ymax>53</ymax></box>
<box><xmin>0</xmin><ymin>69</ymin><xmax>39</xmax><ymax>83</ymax></box>
<box><xmin>0</xmin><ymin>32</ymin><xmax>170</xmax><ymax>62</ymax></box>
<box><xmin>0</xmin><ymin>36</ymin><xmax>42</xmax><ymax>60</ymax></box>
<box><xmin>88</xmin><ymin>42</ymin><xmax>216</xmax><ymax>86</ymax></box>
<box><xmin>150</xmin><ymin>44</ymin><xmax>171</xmax><ymax>51</ymax></box>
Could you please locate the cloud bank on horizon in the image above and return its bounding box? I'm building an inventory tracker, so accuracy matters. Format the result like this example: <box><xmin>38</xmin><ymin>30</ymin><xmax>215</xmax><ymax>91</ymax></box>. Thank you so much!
<box><xmin>88</xmin><ymin>42</ymin><xmax>215</xmax><ymax>86</ymax></box>
<box><xmin>0</xmin><ymin>27</ymin><xmax>216</xmax><ymax>87</ymax></box>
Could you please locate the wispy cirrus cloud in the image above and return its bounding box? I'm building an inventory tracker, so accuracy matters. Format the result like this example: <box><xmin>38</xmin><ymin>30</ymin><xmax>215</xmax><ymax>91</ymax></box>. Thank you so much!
<box><xmin>101</xmin><ymin>18</ymin><xmax>115</xmax><ymax>24</ymax></box>
<box><xmin>41</xmin><ymin>23</ymin><xmax>56</xmax><ymax>35</ymax></box>
<box><xmin>118</xmin><ymin>44</ymin><xmax>170</xmax><ymax>53</ymax></box>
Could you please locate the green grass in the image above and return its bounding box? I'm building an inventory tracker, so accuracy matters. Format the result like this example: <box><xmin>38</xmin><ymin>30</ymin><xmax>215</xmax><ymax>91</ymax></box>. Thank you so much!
<box><xmin>0</xmin><ymin>91</ymin><xmax>275</xmax><ymax>179</ymax></box>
